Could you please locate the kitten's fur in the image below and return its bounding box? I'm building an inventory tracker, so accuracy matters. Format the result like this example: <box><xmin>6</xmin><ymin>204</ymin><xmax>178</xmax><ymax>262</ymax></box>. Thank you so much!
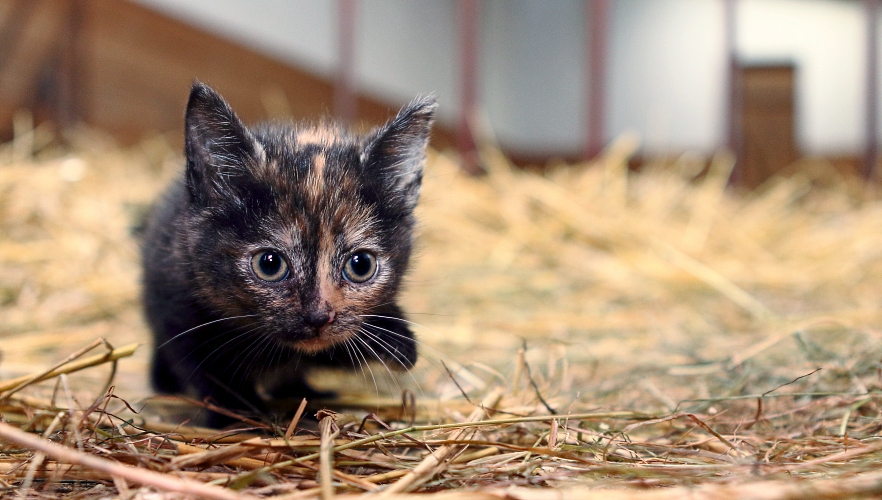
<box><xmin>143</xmin><ymin>82</ymin><xmax>434</xmax><ymax>425</ymax></box>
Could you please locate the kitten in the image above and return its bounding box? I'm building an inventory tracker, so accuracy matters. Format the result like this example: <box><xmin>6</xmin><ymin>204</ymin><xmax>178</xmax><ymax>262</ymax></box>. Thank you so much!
<box><xmin>142</xmin><ymin>82</ymin><xmax>434</xmax><ymax>425</ymax></box>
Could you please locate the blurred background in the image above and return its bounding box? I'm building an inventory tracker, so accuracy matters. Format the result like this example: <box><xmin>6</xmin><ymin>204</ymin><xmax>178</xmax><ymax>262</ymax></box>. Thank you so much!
<box><xmin>1</xmin><ymin>0</ymin><xmax>879</xmax><ymax>186</ymax></box>
<box><xmin>5</xmin><ymin>0</ymin><xmax>882</xmax><ymax>440</ymax></box>
<box><xmin>5</xmin><ymin>4</ymin><xmax>882</xmax><ymax>492</ymax></box>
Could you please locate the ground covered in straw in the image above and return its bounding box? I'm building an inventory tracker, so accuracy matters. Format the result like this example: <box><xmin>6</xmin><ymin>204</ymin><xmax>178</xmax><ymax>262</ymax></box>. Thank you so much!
<box><xmin>2</xmin><ymin>125</ymin><xmax>882</xmax><ymax>498</ymax></box>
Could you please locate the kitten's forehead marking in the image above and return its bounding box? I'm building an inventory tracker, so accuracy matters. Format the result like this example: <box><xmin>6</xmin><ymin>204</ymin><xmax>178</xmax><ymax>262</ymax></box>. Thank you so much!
<box><xmin>312</xmin><ymin>151</ymin><xmax>326</xmax><ymax>179</ymax></box>
<box><xmin>305</xmin><ymin>151</ymin><xmax>327</xmax><ymax>210</ymax></box>
<box><xmin>296</xmin><ymin>126</ymin><xmax>338</xmax><ymax>147</ymax></box>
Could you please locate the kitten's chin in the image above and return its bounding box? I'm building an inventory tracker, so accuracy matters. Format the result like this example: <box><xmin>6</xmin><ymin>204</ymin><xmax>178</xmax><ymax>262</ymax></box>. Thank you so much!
<box><xmin>290</xmin><ymin>333</ymin><xmax>352</xmax><ymax>354</ymax></box>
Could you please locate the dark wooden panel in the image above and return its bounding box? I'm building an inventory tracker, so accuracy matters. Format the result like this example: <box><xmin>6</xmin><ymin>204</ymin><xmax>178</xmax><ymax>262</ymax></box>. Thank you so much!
<box><xmin>737</xmin><ymin>64</ymin><xmax>799</xmax><ymax>188</ymax></box>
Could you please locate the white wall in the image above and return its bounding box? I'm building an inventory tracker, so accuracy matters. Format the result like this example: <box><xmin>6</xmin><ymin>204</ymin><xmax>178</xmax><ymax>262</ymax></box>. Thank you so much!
<box><xmin>134</xmin><ymin>0</ymin><xmax>338</xmax><ymax>76</ymax></box>
<box><xmin>134</xmin><ymin>0</ymin><xmax>460</xmax><ymax>124</ymax></box>
<box><xmin>135</xmin><ymin>0</ymin><xmax>873</xmax><ymax>158</ymax></box>
<box><xmin>738</xmin><ymin>0</ymin><xmax>866</xmax><ymax>155</ymax></box>
<box><xmin>482</xmin><ymin>0</ymin><xmax>585</xmax><ymax>155</ymax></box>
<box><xmin>609</xmin><ymin>0</ymin><xmax>727</xmax><ymax>153</ymax></box>
<box><xmin>357</xmin><ymin>1</ymin><xmax>458</xmax><ymax>119</ymax></box>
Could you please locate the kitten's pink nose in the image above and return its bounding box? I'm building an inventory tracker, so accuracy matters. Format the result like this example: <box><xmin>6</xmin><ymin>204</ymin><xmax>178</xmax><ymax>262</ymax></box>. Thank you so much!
<box><xmin>304</xmin><ymin>309</ymin><xmax>335</xmax><ymax>329</ymax></box>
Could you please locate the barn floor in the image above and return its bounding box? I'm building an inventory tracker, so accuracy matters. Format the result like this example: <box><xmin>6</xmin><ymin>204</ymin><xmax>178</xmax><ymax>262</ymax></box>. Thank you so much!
<box><xmin>3</xmin><ymin>126</ymin><xmax>882</xmax><ymax>498</ymax></box>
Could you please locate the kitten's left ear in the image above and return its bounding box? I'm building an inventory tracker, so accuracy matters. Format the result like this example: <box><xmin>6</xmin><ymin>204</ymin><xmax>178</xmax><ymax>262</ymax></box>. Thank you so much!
<box><xmin>363</xmin><ymin>95</ymin><xmax>436</xmax><ymax>210</ymax></box>
<box><xmin>185</xmin><ymin>81</ymin><xmax>260</xmax><ymax>205</ymax></box>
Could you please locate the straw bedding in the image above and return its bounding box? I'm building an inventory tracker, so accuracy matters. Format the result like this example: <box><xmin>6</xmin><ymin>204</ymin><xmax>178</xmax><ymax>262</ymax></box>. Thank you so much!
<box><xmin>2</xmin><ymin>123</ymin><xmax>882</xmax><ymax>498</ymax></box>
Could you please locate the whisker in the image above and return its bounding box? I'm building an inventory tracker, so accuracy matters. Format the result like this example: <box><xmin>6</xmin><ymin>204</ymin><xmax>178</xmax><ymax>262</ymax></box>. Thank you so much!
<box><xmin>343</xmin><ymin>339</ymin><xmax>369</xmax><ymax>385</ymax></box>
<box><xmin>187</xmin><ymin>325</ymin><xmax>263</xmax><ymax>383</ymax></box>
<box><xmin>229</xmin><ymin>329</ymin><xmax>275</xmax><ymax>385</ymax></box>
<box><xmin>359</xmin><ymin>314</ymin><xmax>432</xmax><ymax>331</ymax></box>
<box><xmin>363</xmin><ymin>304</ymin><xmax>453</xmax><ymax>319</ymax></box>
<box><xmin>359</xmin><ymin>328</ymin><xmax>424</xmax><ymax>396</ymax></box>
<box><xmin>155</xmin><ymin>314</ymin><xmax>260</xmax><ymax>350</ymax></box>
<box><xmin>241</xmin><ymin>333</ymin><xmax>275</xmax><ymax>384</ymax></box>
<box><xmin>359</xmin><ymin>320</ymin><xmax>448</xmax><ymax>363</ymax></box>
<box><xmin>266</xmin><ymin>335</ymin><xmax>286</xmax><ymax>383</ymax></box>
<box><xmin>350</xmin><ymin>337</ymin><xmax>380</xmax><ymax>399</ymax></box>
<box><xmin>353</xmin><ymin>332</ymin><xmax>402</xmax><ymax>395</ymax></box>
<box><xmin>358</xmin><ymin>327</ymin><xmax>415</xmax><ymax>369</ymax></box>
<box><xmin>358</xmin><ymin>315</ymin><xmax>448</xmax><ymax>353</ymax></box>
<box><xmin>364</xmin><ymin>301</ymin><xmax>396</xmax><ymax>312</ymax></box>
<box><xmin>252</xmin><ymin>327</ymin><xmax>281</xmax><ymax>381</ymax></box>
<box><xmin>361</xmin><ymin>322</ymin><xmax>466</xmax><ymax>395</ymax></box>
<box><xmin>175</xmin><ymin>321</ymin><xmax>259</xmax><ymax>364</ymax></box>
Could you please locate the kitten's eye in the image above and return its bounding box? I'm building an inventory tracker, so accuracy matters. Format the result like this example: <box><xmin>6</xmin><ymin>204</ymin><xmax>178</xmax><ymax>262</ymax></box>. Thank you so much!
<box><xmin>251</xmin><ymin>250</ymin><xmax>289</xmax><ymax>282</ymax></box>
<box><xmin>343</xmin><ymin>250</ymin><xmax>378</xmax><ymax>283</ymax></box>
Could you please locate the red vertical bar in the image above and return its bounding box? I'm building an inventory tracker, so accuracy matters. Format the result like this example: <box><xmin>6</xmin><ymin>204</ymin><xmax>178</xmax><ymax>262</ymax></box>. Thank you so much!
<box><xmin>865</xmin><ymin>0</ymin><xmax>879</xmax><ymax>180</ymax></box>
<box><xmin>458</xmin><ymin>0</ymin><xmax>482</xmax><ymax>175</ymax></box>
<box><xmin>335</xmin><ymin>0</ymin><xmax>357</xmax><ymax>123</ymax></box>
<box><xmin>585</xmin><ymin>0</ymin><xmax>609</xmax><ymax>159</ymax></box>
<box><xmin>724</xmin><ymin>0</ymin><xmax>742</xmax><ymax>184</ymax></box>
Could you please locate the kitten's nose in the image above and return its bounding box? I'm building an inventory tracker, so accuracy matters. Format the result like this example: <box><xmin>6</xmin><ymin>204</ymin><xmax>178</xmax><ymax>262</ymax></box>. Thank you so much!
<box><xmin>304</xmin><ymin>309</ymin><xmax>335</xmax><ymax>329</ymax></box>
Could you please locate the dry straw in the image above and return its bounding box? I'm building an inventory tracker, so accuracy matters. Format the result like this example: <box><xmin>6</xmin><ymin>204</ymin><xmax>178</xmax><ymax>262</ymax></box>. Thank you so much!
<box><xmin>2</xmin><ymin>121</ymin><xmax>882</xmax><ymax>498</ymax></box>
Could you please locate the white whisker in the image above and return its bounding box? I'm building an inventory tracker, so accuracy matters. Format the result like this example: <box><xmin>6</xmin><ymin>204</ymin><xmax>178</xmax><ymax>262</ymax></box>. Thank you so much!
<box><xmin>156</xmin><ymin>314</ymin><xmax>260</xmax><ymax>350</ymax></box>
<box><xmin>353</xmin><ymin>332</ymin><xmax>402</xmax><ymax>395</ymax></box>
<box><xmin>359</xmin><ymin>328</ymin><xmax>424</xmax><ymax>396</ymax></box>
<box><xmin>187</xmin><ymin>325</ymin><xmax>263</xmax><ymax>384</ymax></box>
<box><xmin>350</xmin><ymin>336</ymin><xmax>380</xmax><ymax>399</ymax></box>
<box><xmin>358</xmin><ymin>315</ymin><xmax>447</xmax><ymax>358</ymax></box>
<box><xmin>343</xmin><ymin>339</ymin><xmax>369</xmax><ymax>385</ymax></box>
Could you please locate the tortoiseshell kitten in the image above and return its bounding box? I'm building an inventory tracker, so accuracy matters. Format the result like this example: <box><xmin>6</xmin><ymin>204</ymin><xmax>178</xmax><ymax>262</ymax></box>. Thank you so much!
<box><xmin>142</xmin><ymin>82</ymin><xmax>434</xmax><ymax>425</ymax></box>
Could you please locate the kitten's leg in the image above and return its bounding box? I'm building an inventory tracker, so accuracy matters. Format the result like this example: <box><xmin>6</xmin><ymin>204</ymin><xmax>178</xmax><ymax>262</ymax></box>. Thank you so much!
<box><xmin>267</xmin><ymin>354</ymin><xmax>337</xmax><ymax>401</ymax></box>
<box><xmin>195</xmin><ymin>371</ymin><xmax>268</xmax><ymax>428</ymax></box>
<box><xmin>267</xmin><ymin>376</ymin><xmax>337</xmax><ymax>400</ymax></box>
<box><xmin>175</xmin><ymin>339</ymin><xmax>269</xmax><ymax>427</ymax></box>
<box><xmin>150</xmin><ymin>346</ymin><xmax>184</xmax><ymax>394</ymax></box>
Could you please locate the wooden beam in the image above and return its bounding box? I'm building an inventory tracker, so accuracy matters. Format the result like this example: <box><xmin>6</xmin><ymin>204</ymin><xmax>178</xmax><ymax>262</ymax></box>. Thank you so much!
<box><xmin>724</xmin><ymin>0</ymin><xmax>742</xmax><ymax>184</ymax></box>
<box><xmin>457</xmin><ymin>0</ymin><xmax>482</xmax><ymax>174</ymax></box>
<box><xmin>334</xmin><ymin>0</ymin><xmax>358</xmax><ymax>124</ymax></box>
<box><xmin>585</xmin><ymin>0</ymin><xmax>610</xmax><ymax>159</ymax></box>
<box><xmin>865</xmin><ymin>0</ymin><xmax>879</xmax><ymax>180</ymax></box>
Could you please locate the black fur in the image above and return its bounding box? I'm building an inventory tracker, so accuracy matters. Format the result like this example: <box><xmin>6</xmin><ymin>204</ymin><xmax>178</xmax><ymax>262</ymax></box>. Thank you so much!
<box><xmin>142</xmin><ymin>82</ymin><xmax>435</xmax><ymax>426</ymax></box>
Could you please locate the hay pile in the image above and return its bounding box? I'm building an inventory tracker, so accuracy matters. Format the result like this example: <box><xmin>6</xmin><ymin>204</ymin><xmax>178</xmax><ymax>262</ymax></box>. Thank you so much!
<box><xmin>2</xmin><ymin>122</ymin><xmax>882</xmax><ymax>498</ymax></box>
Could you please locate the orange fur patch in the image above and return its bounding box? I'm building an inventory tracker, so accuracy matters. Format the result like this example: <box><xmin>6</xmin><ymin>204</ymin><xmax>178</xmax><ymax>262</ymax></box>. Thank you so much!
<box><xmin>295</xmin><ymin>127</ymin><xmax>338</xmax><ymax>146</ymax></box>
<box><xmin>305</xmin><ymin>152</ymin><xmax>327</xmax><ymax>210</ymax></box>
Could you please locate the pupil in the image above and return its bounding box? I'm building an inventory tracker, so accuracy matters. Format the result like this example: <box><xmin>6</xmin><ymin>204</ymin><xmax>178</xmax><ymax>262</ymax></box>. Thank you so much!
<box><xmin>351</xmin><ymin>253</ymin><xmax>371</xmax><ymax>276</ymax></box>
<box><xmin>260</xmin><ymin>252</ymin><xmax>281</xmax><ymax>274</ymax></box>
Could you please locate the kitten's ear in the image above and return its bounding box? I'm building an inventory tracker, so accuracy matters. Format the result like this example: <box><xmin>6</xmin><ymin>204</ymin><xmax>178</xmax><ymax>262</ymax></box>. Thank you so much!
<box><xmin>363</xmin><ymin>95</ymin><xmax>436</xmax><ymax>210</ymax></box>
<box><xmin>184</xmin><ymin>81</ymin><xmax>259</xmax><ymax>205</ymax></box>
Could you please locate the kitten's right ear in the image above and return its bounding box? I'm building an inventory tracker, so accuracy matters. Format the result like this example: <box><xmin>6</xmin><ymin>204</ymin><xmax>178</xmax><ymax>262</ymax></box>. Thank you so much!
<box><xmin>184</xmin><ymin>81</ymin><xmax>258</xmax><ymax>205</ymax></box>
<box><xmin>362</xmin><ymin>95</ymin><xmax>436</xmax><ymax>211</ymax></box>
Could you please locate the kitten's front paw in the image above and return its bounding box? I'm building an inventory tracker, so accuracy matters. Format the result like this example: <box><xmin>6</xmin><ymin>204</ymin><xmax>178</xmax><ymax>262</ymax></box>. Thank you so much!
<box><xmin>269</xmin><ymin>381</ymin><xmax>336</xmax><ymax>401</ymax></box>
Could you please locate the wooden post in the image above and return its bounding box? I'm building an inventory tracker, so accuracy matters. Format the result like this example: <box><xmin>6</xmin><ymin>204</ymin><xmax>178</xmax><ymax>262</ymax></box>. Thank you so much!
<box><xmin>865</xmin><ymin>0</ymin><xmax>879</xmax><ymax>180</ymax></box>
<box><xmin>0</xmin><ymin>0</ymin><xmax>38</xmax><ymax>73</ymax></box>
<box><xmin>724</xmin><ymin>0</ymin><xmax>741</xmax><ymax>184</ymax></box>
<box><xmin>457</xmin><ymin>0</ymin><xmax>482</xmax><ymax>175</ymax></box>
<box><xmin>57</xmin><ymin>0</ymin><xmax>85</xmax><ymax>133</ymax></box>
<box><xmin>585</xmin><ymin>0</ymin><xmax>610</xmax><ymax>160</ymax></box>
<box><xmin>334</xmin><ymin>0</ymin><xmax>357</xmax><ymax>124</ymax></box>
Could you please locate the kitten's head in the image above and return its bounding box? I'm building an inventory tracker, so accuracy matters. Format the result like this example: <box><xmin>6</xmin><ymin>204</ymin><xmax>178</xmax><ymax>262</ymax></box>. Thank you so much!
<box><xmin>180</xmin><ymin>82</ymin><xmax>434</xmax><ymax>367</ymax></box>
